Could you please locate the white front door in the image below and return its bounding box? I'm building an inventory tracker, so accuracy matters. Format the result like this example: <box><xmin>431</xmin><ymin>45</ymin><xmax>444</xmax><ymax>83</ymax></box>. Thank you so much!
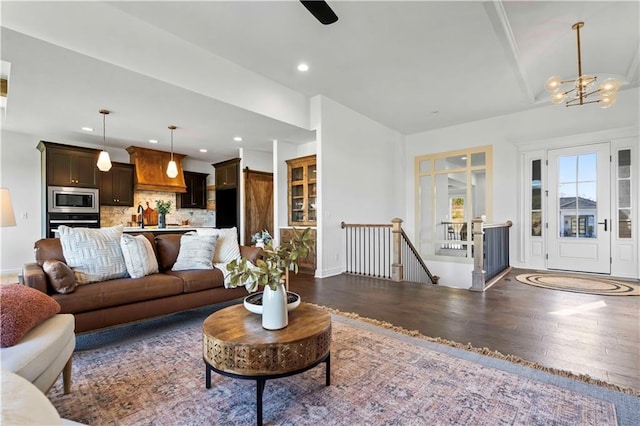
<box><xmin>547</xmin><ymin>143</ymin><xmax>611</xmax><ymax>274</ymax></box>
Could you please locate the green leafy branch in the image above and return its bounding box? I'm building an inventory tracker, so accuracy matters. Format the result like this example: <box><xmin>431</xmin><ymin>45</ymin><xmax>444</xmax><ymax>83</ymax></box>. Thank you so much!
<box><xmin>226</xmin><ymin>227</ymin><xmax>314</xmax><ymax>292</ymax></box>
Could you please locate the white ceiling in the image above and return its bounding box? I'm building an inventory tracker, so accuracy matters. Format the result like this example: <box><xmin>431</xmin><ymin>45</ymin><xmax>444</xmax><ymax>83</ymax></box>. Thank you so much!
<box><xmin>1</xmin><ymin>1</ymin><xmax>638</xmax><ymax>164</ymax></box>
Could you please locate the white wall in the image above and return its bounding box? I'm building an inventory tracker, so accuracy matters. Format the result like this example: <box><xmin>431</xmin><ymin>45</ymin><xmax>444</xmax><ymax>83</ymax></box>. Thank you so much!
<box><xmin>314</xmin><ymin>95</ymin><xmax>404</xmax><ymax>277</ymax></box>
<box><xmin>241</xmin><ymin>149</ymin><xmax>273</xmax><ymax>173</ymax></box>
<box><xmin>3</xmin><ymin>2</ymin><xmax>310</xmax><ymax>129</ymax></box>
<box><xmin>405</xmin><ymin>87</ymin><xmax>640</xmax><ymax>284</ymax></box>
<box><xmin>0</xmin><ymin>130</ymin><xmax>44</xmax><ymax>274</ymax></box>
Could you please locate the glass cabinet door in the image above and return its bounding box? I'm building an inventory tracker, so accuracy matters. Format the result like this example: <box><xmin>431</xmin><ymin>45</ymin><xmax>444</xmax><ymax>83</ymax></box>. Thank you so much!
<box><xmin>287</xmin><ymin>155</ymin><xmax>317</xmax><ymax>226</ymax></box>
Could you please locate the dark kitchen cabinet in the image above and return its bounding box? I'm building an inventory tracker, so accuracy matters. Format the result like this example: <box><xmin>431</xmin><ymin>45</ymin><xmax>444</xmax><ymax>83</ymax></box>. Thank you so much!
<box><xmin>213</xmin><ymin>158</ymin><xmax>240</xmax><ymax>230</ymax></box>
<box><xmin>214</xmin><ymin>158</ymin><xmax>239</xmax><ymax>190</ymax></box>
<box><xmin>38</xmin><ymin>141</ymin><xmax>100</xmax><ymax>188</ymax></box>
<box><xmin>100</xmin><ymin>162</ymin><xmax>134</xmax><ymax>206</ymax></box>
<box><xmin>178</xmin><ymin>171</ymin><xmax>208</xmax><ymax>209</ymax></box>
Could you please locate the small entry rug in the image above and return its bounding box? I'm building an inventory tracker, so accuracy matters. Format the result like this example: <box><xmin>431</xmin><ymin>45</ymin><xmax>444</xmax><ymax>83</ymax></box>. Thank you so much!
<box><xmin>516</xmin><ymin>273</ymin><xmax>640</xmax><ymax>296</ymax></box>
<box><xmin>47</xmin><ymin>306</ymin><xmax>639</xmax><ymax>425</ymax></box>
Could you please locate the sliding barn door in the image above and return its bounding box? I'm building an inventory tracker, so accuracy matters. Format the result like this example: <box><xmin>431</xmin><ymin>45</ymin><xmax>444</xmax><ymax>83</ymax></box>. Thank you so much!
<box><xmin>244</xmin><ymin>169</ymin><xmax>274</xmax><ymax>245</ymax></box>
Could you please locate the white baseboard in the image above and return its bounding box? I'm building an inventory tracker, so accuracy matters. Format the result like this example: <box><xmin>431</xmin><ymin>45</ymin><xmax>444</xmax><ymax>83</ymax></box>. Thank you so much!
<box><xmin>316</xmin><ymin>266</ymin><xmax>344</xmax><ymax>278</ymax></box>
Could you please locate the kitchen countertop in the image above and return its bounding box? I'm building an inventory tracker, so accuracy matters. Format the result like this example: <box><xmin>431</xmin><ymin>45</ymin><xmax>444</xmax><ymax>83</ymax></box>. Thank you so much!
<box><xmin>122</xmin><ymin>226</ymin><xmax>197</xmax><ymax>232</ymax></box>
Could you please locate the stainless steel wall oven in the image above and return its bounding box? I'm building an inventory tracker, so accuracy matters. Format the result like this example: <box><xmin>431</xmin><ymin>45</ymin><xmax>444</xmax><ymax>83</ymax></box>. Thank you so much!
<box><xmin>46</xmin><ymin>186</ymin><xmax>100</xmax><ymax>237</ymax></box>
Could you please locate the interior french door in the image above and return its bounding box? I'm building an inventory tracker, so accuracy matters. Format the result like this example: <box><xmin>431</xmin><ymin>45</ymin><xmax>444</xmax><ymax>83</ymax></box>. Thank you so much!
<box><xmin>547</xmin><ymin>143</ymin><xmax>611</xmax><ymax>274</ymax></box>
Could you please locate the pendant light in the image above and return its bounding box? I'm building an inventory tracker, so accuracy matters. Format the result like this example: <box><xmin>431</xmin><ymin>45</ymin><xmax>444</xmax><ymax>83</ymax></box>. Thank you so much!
<box><xmin>545</xmin><ymin>22</ymin><xmax>621</xmax><ymax>108</ymax></box>
<box><xmin>166</xmin><ymin>125</ymin><xmax>178</xmax><ymax>178</ymax></box>
<box><xmin>96</xmin><ymin>109</ymin><xmax>112</xmax><ymax>171</ymax></box>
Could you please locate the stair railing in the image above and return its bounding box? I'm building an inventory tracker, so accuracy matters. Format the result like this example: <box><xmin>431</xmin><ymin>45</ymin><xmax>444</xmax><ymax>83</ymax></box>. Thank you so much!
<box><xmin>341</xmin><ymin>218</ymin><xmax>438</xmax><ymax>284</ymax></box>
<box><xmin>470</xmin><ymin>218</ymin><xmax>513</xmax><ymax>291</ymax></box>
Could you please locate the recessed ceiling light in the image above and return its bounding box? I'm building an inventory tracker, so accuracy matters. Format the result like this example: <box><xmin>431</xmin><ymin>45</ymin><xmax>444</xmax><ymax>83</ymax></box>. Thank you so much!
<box><xmin>81</xmin><ymin>127</ymin><xmax>94</xmax><ymax>132</ymax></box>
<box><xmin>297</xmin><ymin>63</ymin><xmax>309</xmax><ymax>72</ymax></box>
<box><xmin>233</xmin><ymin>136</ymin><xmax>243</xmax><ymax>142</ymax></box>
<box><xmin>149</xmin><ymin>139</ymin><xmax>158</xmax><ymax>144</ymax></box>
<box><xmin>199</xmin><ymin>149</ymin><xmax>207</xmax><ymax>153</ymax></box>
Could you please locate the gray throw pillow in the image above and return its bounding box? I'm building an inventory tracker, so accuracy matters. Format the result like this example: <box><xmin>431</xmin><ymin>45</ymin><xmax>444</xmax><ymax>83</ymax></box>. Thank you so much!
<box><xmin>172</xmin><ymin>234</ymin><xmax>218</xmax><ymax>271</ymax></box>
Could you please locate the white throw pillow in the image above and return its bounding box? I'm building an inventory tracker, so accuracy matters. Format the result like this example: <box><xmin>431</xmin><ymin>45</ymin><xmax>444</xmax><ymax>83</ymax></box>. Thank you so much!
<box><xmin>120</xmin><ymin>234</ymin><xmax>159</xmax><ymax>279</ymax></box>
<box><xmin>197</xmin><ymin>227</ymin><xmax>241</xmax><ymax>264</ymax></box>
<box><xmin>58</xmin><ymin>225</ymin><xmax>128</xmax><ymax>284</ymax></box>
<box><xmin>172</xmin><ymin>234</ymin><xmax>218</xmax><ymax>271</ymax></box>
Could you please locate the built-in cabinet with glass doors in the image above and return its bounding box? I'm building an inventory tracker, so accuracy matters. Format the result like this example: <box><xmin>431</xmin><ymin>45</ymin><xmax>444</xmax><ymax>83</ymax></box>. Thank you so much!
<box><xmin>286</xmin><ymin>155</ymin><xmax>316</xmax><ymax>226</ymax></box>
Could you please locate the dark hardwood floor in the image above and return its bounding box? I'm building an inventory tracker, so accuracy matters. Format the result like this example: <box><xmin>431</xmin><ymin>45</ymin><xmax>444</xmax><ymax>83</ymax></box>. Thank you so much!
<box><xmin>288</xmin><ymin>268</ymin><xmax>640</xmax><ymax>392</ymax></box>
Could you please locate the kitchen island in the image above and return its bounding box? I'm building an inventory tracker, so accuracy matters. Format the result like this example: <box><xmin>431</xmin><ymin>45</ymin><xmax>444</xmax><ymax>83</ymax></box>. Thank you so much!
<box><xmin>122</xmin><ymin>226</ymin><xmax>198</xmax><ymax>235</ymax></box>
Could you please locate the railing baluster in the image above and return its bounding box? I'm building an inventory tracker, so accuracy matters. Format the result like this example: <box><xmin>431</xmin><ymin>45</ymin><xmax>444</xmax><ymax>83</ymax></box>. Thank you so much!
<box><xmin>341</xmin><ymin>220</ymin><xmax>438</xmax><ymax>284</ymax></box>
<box><xmin>471</xmin><ymin>219</ymin><xmax>513</xmax><ymax>292</ymax></box>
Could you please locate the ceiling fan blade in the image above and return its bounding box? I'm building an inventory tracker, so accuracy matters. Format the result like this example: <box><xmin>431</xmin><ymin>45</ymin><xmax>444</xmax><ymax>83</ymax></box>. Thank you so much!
<box><xmin>300</xmin><ymin>1</ymin><xmax>338</xmax><ymax>25</ymax></box>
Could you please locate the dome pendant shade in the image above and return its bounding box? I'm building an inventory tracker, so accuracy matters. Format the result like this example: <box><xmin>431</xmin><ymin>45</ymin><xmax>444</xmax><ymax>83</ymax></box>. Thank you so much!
<box><xmin>97</xmin><ymin>150</ymin><xmax>112</xmax><ymax>172</ymax></box>
<box><xmin>166</xmin><ymin>160</ymin><xmax>178</xmax><ymax>178</ymax></box>
<box><xmin>97</xmin><ymin>109</ymin><xmax>112</xmax><ymax>171</ymax></box>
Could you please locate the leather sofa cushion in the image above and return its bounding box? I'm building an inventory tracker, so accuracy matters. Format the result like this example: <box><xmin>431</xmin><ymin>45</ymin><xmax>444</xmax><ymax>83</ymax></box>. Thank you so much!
<box><xmin>240</xmin><ymin>245</ymin><xmax>262</xmax><ymax>265</ymax></box>
<box><xmin>165</xmin><ymin>268</ymin><xmax>225</xmax><ymax>293</ymax></box>
<box><xmin>50</xmin><ymin>274</ymin><xmax>183</xmax><ymax>314</ymax></box>
<box><xmin>155</xmin><ymin>234</ymin><xmax>183</xmax><ymax>272</ymax></box>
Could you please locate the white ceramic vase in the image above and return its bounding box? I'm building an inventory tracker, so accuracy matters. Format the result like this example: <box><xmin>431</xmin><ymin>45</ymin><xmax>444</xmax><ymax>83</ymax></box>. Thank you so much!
<box><xmin>255</xmin><ymin>239</ymin><xmax>265</xmax><ymax>248</ymax></box>
<box><xmin>262</xmin><ymin>283</ymin><xmax>288</xmax><ymax>330</ymax></box>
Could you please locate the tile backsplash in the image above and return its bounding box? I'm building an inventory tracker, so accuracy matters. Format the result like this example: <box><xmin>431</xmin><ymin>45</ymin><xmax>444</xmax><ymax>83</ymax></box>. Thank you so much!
<box><xmin>100</xmin><ymin>190</ymin><xmax>215</xmax><ymax>227</ymax></box>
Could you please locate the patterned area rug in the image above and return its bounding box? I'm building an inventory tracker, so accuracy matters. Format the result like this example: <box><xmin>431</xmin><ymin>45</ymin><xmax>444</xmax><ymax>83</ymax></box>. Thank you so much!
<box><xmin>47</xmin><ymin>309</ymin><xmax>629</xmax><ymax>425</ymax></box>
<box><xmin>516</xmin><ymin>273</ymin><xmax>640</xmax><ymax>296</ymax></box>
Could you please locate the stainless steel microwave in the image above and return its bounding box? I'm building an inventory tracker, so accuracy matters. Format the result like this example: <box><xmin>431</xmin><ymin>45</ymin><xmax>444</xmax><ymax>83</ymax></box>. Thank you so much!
<box><xmin>48</xmin><ymin>186</ymin><xmax>99</xmax><ymax>214</ymax></box>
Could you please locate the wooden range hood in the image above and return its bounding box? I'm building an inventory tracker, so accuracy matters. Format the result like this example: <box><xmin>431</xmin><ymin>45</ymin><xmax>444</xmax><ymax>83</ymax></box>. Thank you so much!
<box><xmin>126</xmin><ymin>146</ymin><xmax>187</xmax><ymax>193</ymax></box>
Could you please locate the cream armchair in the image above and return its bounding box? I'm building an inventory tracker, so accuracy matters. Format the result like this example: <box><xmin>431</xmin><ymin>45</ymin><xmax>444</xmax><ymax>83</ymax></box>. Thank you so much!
<box><xmin>1</xmin><ymin>313</ymin><xmax>75</xmax><ymax>394</ymax></box>
<box><xmin>1</xmin><ymin>369</ymin><xmax>85</xmax><ymax>425</ymax></box>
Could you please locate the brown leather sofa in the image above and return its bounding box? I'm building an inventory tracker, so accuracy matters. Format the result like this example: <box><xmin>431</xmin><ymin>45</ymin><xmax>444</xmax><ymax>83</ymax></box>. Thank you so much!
<box><xmin>22</xmin><ymin>233</ymin><xmax>260</xmax><ymax>333</ymax></box>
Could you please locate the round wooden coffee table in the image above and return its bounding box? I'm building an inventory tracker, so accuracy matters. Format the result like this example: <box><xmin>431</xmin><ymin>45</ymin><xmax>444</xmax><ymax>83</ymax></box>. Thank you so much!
<box><xmin>202</xmin><ymin>303</ymin><xmax>331</xmax><ymax>425</ymax></box>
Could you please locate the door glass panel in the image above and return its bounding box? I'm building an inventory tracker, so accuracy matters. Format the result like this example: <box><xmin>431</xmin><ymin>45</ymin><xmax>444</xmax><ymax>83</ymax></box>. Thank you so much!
<box><xmin>617</xmin><ymin>149</ymin><xmax>632</xmax><ymax>239</ymax></box>
<box><xmin>419</xmin><ymin>160</ymin><xmax>432</xmax><ymax>173</ymax></box>
<box><xmin>578</xmin><ymin>181</ymin><xmax>597</xmax><ymax>238</ymax></box>
<box><xmin>434</xmin><ymin>173</ymin><xmax>449</xmax><ymax>242</ymax></box>
<box><xmin>618</xmin><ymin>180</ymin><xmax>630</xmax><ymax>207</ymax></box>
<box><xmin>577</xmin><ymin>153</ymin><xmax>597</xmax><ymax>181</ymax></box>
<box><xmin>619</xmin><ymin>209</ymin><xmax>632</xmax><ymax>238</ymax></box>
<box><xmin>471</xmin><ymin>170</ymin><xmax>486</xmax><ymax>218</ymax></box>
<box><xmin>558</xmin><ymin>155</ymin><xmax>577</xmax><ymax>183</ymax></box>
<box><xmin>435</xmin><ymin>155</ymin><xmax>466</xmax><ymax>171</ymax></box>
<box><xmin>558</xmin><ymin>152</ymin><xmax>599</xmax><ymax>239</ymax></box>
<box><xmin>618</xmin><ymin>149</ymin><xmax>631</xmax><ymax>178</ymax></box>
<box><xmin>419</xmin><ymin>175</ymin><xmax>432</xmax><ymax>240</ymax></box>
<box><xmin>531</xmin><ymin>159</ymin><xmax>542</xmax><ymax>236</ymax></box>
<box><xmin>558</xmin><ymin>183</ymin><xmax>576</xmax><ymax>199</ymax></box>
<box><xmin>531</xmin><ymin>212</ymin><xmax>542</xmax><ymax>236</ymax></box>
<box><xmin>471</xmin><ymin>152</ymin><xmax>485</xmax><ymax>167</ymax></box>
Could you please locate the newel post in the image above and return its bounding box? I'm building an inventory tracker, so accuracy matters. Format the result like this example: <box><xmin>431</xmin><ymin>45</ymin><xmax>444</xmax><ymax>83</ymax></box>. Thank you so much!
<box><xmin>470</xmin><ymin>217</ymin><xmax>486</xmax><ymax>291</ymax></box>
<box><xmin>391</xmin><ymin>218</ymin><xmax>403</xmax><ymax>282</ymax></box>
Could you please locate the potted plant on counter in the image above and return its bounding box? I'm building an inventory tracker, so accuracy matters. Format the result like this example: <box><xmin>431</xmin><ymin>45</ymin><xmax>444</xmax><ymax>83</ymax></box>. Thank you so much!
<box><xmin>226</xmin><ymin>227</ymin><xmax>314</xmax><ymax>330</ymax></box>
<box><xmin>155</xmin><ymin>199</ymin><xmax>173</xmax><ymax>229</ymax></box>
<box><xmin>251</xmin><ymin>230</ymin><xmax>273</xmax><ymax>248</ymax></box>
